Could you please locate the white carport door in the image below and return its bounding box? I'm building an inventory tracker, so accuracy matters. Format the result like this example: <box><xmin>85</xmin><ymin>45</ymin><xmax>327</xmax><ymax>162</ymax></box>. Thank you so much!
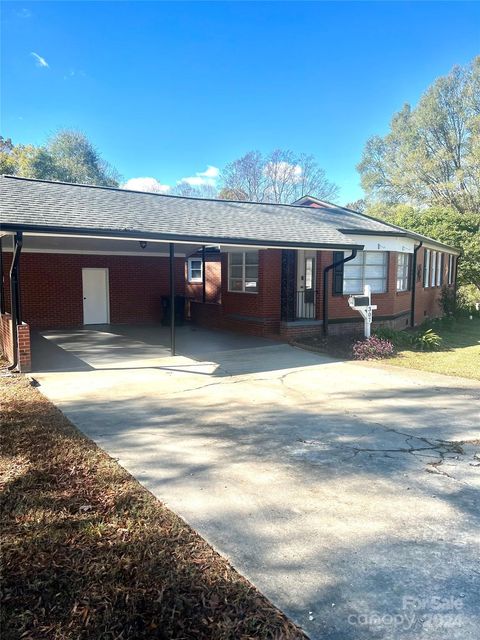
<box><xmin>82</xmin><ymin>268</ymin><xmax>110</xmax><ymax>324</ymax></box>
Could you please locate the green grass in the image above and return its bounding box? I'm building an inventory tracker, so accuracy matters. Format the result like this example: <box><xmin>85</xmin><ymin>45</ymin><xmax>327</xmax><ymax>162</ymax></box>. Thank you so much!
<box><xmin>387</xmin><ymin>317</ymin><xmax>480</xmax><ymax>380</ymax></box>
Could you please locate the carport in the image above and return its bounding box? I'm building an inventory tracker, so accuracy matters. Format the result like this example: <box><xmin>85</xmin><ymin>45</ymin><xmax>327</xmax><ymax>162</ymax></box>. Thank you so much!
<box><xmin>29</xmin><ymin>323</ymin><xmax>278</xmax><ymax>373</ymax></box>
<box><xmin>0</xmin><ymin>175</ymin><xmax>364</xmax><ymax>372</ymax></box>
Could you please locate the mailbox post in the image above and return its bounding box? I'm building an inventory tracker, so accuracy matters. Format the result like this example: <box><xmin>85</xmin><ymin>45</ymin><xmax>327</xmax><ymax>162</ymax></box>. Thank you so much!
<box><xmin>348</xmin><ymin>285</ymin><xmax>377</xmax><ymax>338</ymax></box>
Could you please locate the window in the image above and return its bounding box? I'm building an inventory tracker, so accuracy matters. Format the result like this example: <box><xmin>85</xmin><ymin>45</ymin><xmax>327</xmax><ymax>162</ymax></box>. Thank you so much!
<box><xmin>188</xmin><ymin>257</ymin><xmax>203</xmax><ymax>283</ymax></box>
<box><xmin>228</xmin><ymin>251</ymin><xmax>258</xmax><ymax>293</ymax></box>
<box><xmin>431</xmin><ymin>251</ymin><xmax>437</xmax><ymax>287</ymax></box>
<box><xmin>343</xmin><ymin>251</ymin><xmax>387</xmax><ymax>294</ymax></box>
<box><xmin>448</xmin><ymin>254</ymin><xmax>455</xmax><ymax>285</ymax></box>
<box><xmin>423</xmin><ymin>249</ymin><xmax>431</xmax><ymax>288</ymax></box>
<box><xmin>437</xmin><ymin>252</ymin><xmax>442</xmax><ymax>287</ymax></box>
<box><xmin>396</xmin><ymin>253</ymin><xmax>410</xmax><ymax>291</ymax></box>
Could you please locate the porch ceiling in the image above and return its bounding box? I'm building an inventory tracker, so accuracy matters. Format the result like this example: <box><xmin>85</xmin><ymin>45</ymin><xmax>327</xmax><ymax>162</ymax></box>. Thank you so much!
<box><xmin>0</xmin><ymin>234</ymin><xmax>204</xmax><ymax>257</ymax></box>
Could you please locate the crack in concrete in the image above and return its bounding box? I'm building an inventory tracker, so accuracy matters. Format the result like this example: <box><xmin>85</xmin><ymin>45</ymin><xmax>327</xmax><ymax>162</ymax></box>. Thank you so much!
<box><xmin>158</xmin><ymin>362</ymin><xmax>475</xmax><ymax>487</ymax></box>
<box><xmin>298</xmin><ymin>431</ymin><xmax>471</xmax><ymax>483</ymax></box>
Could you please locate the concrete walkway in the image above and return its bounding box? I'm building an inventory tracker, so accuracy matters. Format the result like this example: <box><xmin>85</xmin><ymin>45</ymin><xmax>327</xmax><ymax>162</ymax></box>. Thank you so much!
<box><xmin>31</xmin><ymin>326</ymin><xmax>480</xmax><ymax>639</ymax></box>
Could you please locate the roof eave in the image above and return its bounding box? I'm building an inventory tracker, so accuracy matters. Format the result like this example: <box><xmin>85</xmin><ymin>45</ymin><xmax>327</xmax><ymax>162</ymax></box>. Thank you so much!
<box><xmin>339</xmin><ymin>228</ymin><xmax>460</xmax><ymax>254</ymax></box>
<box><xmin>0</xmin><ymin>223</ymin><xmax>364</xmax><ymax>252</ymax></box>
<box><xmin>340</xmin><ymin>229</ymin><xmax>409</xmax><ymax>238</ymax></box>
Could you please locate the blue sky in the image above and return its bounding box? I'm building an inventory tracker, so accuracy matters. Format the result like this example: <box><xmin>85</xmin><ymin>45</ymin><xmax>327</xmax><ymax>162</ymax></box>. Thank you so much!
<box><xmin>2</xmin><ymin>1</ymin><xmax>479</xmax><ymax>204</ymax></box>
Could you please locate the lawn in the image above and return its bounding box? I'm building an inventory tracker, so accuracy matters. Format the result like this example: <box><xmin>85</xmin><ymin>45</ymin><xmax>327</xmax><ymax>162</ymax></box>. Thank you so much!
<box><xmin>386</xmin><ymin>317</ymin><xmax>480</xmax><ymax>380</ymax></box>
<box><xmin>0</xmin><ymin>373</ymin><xmax>305</xmax><ymax>640</ymax></box>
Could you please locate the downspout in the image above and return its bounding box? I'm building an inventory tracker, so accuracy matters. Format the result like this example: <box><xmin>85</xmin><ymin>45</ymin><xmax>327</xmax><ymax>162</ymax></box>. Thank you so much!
<box><xmin>169</xmin><ymin>242</ymin><xmax>175</xmax><ymax>356</ymax></box>
<box><xmin>202</xmin><ymin>245</ymin><xmax>206</xmax><ymax>304</ymax></box>
<box><xmin>0</xmin><ymin>236</ymin><xmax>5</xmax><ymax>314</ymax></box>
<box><xmin>8</xmin><ymin>231</ymin><xmax>23</xmax><ymax>371</ymax></box>
<box><xmin>410</xmin><ymin>241</ymin><xmax>423</xmax><ymax>328</ymax></box>
<box><xmin>322</xmin><ymin>249</ymin><xmax>357</xmax><ymax>337</ymax></box>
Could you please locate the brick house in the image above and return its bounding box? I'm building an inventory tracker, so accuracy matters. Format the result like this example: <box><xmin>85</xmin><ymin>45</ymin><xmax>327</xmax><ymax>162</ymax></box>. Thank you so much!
<box><xmin>0</xmin><ymin>176</ymin><xmax>459</xmax><ymax>371</ymax></box>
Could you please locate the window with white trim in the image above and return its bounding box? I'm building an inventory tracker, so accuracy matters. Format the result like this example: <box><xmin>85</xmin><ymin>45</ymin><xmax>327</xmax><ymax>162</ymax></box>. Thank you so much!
<box><xmin>396</xmin><ymin>253</ymin><xmax>410</xmax><ymax>292</ymax></box>
<box><xmin>448</xmin><ymin>254</ymin><xmax>455</xmax><ymax>285</ymax></box>
<box><xmin>431</xmin><ymin>251</ymin><xmax>437</xmax><ymax>287</ymax></box>
<box><xmin>436</xmin><ymin>252</ymin><xmax>442</xmax><ymax>287</ymax></box>
<box><xmin>343</xmin><ymin>251</ymin><xmax>388</xmax><ymax>294</ymax></box>
<box><xmin>187</xmin><ymin>257</ymin><xmax>203</xmax><ymax>283</ymax></box>
<box><xmin>228</xmin><ymin>251</ymin><xmax>258</xmax><ymax>293</ymax></box>
<box><xmin>423</xmin><ymin>249</ymin><xmax>431</xmax><ymax>287</ymax></box>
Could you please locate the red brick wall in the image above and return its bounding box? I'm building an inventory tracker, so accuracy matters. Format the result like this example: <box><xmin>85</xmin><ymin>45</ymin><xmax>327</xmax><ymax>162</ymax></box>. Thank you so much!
<box><xmin>185</xmin><ymin>256</ymin><xmax>221</xmax><ymax>304</ymax></box>
<box><xmin>190</xmin><ymin>301</ymin><xmax>223</xmax><ymax>329</ymax></box>
<box><xmin>0</xmin><ymin>313</ymin><xmax>31</xmax><ymax>372</ymax></box>
<box><xmin>323</xmin><ymin>251</ymin><xmax>411</xmax><ymax>324</ymax></box>
<box><xmin>323</xmin><ymin>247</ymin><xmax>455</xmax><ymax>330</ymax></box>
<box><xmin>413</xmin><ymin>247</ymin><xmax>452</xmax><ymax>326</ymax></box>
<box><xmin>2</xmin><ymin>252</ymin><xmax>185</xmax><ymax>329</ymax></box>
<box><xmin>189</xmin><ymin>249</ymin><xmax>282</xmax><ymax>337</ymax></box>
<box><xmin>220</xmin><ymin>249</ymin><xmax>282</xmax><ymax>335</ymax></box>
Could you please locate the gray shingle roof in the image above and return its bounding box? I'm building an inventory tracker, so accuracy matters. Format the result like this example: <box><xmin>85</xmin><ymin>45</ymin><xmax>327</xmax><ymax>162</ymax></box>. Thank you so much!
<box><xmin>0</xmin><ymin>176</ymin><xmax>459</xmax><ymax>252</ymax></box>
<box><xmin>0</xmin><ymin>176</ymin><xmax>362</xmax><ymax>249</ymax></box>
<box><xmin>293</xmin><ymin>196</ymin><xmax>461</xmax><ymax>253</ymax></box>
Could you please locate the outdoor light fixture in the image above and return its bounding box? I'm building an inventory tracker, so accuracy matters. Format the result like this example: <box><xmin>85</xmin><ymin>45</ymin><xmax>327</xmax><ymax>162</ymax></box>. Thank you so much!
<box><xmin>139</xmin><ymin>240</ymin><xmax>147</xmax><ymax>249</ymax></box>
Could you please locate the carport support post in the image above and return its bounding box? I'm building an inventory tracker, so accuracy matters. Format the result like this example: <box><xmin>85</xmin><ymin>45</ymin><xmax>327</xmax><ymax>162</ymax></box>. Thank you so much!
<box><xmin>0</xmin><ymin>236</ymin><xmax>5</xmax><ymax>314</ymax></box>
<box><xmin>202</xmin><ymin>245</ymin><xmax>206</xmax><ymax>303</ymax></box>
<box><xmin>8</xmin><ymin>231</ymin><xmax>23</xmax><ymax>371</ymax></box>
<box><xmin>169</xmin><ymin>242</ymin><xmax>175</xmax><ymax>356</ymax></box>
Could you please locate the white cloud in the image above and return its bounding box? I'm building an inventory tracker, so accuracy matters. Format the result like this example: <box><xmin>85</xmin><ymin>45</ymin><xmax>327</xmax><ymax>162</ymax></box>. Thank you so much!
<box><xmin>198</xmin><ymin>165</ymin><xmax>220</xmax><ymax>179</ymax></box>
<box><xmin>18</xmin><ymin>8</ymin><xmax>32</xmax><ymax>18</ymax></box>
<box><xmin>122</xmin><ymin>177</ymin><xmax>171</xmax><ymax>194</ymax></box>
<box><xmin>179</xmin><ymin>165</ymin><xmax>220</xmax><ymax>187</ymax></box>
<box><xmin>264</xmin><ymin>161</ymin><xmax>303</xmax><ymax>182</ymax></box>
<box><xmin>31</xmin><ymin>52</ymin><xmax>49</xmax><ymax>68</ymax></box>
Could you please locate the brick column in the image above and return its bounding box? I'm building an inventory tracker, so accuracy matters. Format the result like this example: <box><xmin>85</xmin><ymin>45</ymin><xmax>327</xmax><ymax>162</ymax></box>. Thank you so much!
<box><xmin>0</xmin><ymin>313</ymin><xmax>31</xmax><ymax>372</ymax></box>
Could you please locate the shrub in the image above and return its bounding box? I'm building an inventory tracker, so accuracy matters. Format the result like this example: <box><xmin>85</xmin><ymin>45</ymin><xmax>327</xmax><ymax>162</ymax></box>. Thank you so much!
<box><xmin>440</xmin><ymin>284</ymin><xmax>480</xmax><ymax>318</ymax></box>
<box><xmin>457</xmin><ymin>284</ymin><xmax>480</xmax><ymax>317</ymax></box>
<box><xmin>352</xmin><ymin>336</ymin><xmax>395</xmax><ymax>360</ymax></box>
<box><xmin>414</xmin><ymin>328</ymin><xmax>443</xmax><ymax>351</ymax></box>
<box><xmin>373</xmin><ymin>327</ymin><xmax>415</xmax><ymax>347</ymax></box>
<box><xmin>439</xmin><ymin>285</ymin><xmax>456</xmax><ymax>316</ymax></box>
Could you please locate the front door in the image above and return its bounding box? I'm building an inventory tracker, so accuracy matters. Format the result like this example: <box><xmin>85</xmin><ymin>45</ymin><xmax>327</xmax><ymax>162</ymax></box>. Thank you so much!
<box><xmin>296</xmin><ymin>250</ymin><xmax>316</xmax><ymax>319</ymax></box>
<box><xmin>82</xmin><ymin>268</ymin><xmax>110</xmax><ymax>324</ymax></box>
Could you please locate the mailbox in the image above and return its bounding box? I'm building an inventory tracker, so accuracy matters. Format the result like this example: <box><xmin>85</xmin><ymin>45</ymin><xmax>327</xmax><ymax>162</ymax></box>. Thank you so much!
<box><xmin>350</xmin><ymin>295</ymin><xmax>370</xmax><ymax>308</ymax></box>
<box><xmin>347</xmin><ymin>285</ymin><xmax>377</xmax><ymax>338</ymax></box>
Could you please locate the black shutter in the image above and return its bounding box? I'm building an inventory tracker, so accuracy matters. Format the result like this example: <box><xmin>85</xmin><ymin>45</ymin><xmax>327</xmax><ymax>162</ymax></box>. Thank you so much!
<box><xmin>333</xmin><ymin>251</ymin><xmax>344</xmax><ymax>296</ymax></box>
<box><xmin>440</xmin><ymin>253</ymin><xmax>444</xmax><ymax>286</ymax></box>
<box><xmin>281</xmin><ymin>250</ymin><xmax>296</xmax><ymax>321</ymax></box>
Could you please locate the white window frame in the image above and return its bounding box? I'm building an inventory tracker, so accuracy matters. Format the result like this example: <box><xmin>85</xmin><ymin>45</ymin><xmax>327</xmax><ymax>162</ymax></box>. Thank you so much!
<box><xmin>228</xmin><ymin>251</ymin><xmax>259</xmax><ymax>293</ymax></box>
<box><xmin>448</xmin><ymin>254</ymin><xmax>454</xmax><ymax>285</ymax></box>
<box><xmin>343</xmin><ymin>251</ymin><xmax>388</xmax><ymax>295</ymax></box>
<box><xmin>423</xmin><ymin>249</ymin><xmax>431</xmax><ymax>288</ymax></box>
<box><xmin>436</xmin><ymin>252</ymin><xmax>442</xmax><ymax>287</ymax></box>
<box><xmin>187</xmin><ymin>257</ymin><xmax>203</xmax><ymax>283</ymax></box>
<box><xmin>396</xmin><ymin>253</ymin><xmax>410</xmax><ymax>292</ymax></box>
<box><xmin>431</xmin><ymin>251</ymin><xmax>437</xmax><ymax>287</ymax></box>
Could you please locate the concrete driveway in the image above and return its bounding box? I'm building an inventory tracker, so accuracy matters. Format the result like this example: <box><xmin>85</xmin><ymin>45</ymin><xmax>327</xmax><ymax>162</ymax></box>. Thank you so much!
<box><xmin>31</xmin><ymin>325</ymin><xmax>480</xmax><ymax>639</ymax></box>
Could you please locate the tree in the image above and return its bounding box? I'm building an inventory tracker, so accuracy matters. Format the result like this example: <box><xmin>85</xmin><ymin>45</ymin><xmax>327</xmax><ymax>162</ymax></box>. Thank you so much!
<box><xmin>172</xmin><ymin>182</ymin><xmax>218</xmax><ymax>199</ymax></box>
<box><xmin>0</xmin><ymin>131</ymin><xmax>120</xmax><ymax>187</ymax></box>
<box><xmin>344</xmin><ymin>198</ymin><xmax>366</xmax><ymax>212</ymax></box>
<box><xmin>358</xmin><ymin>56</ymin><xmax>480</xmax><ymax>213</ymax></box>
<box><xmin>46</xmin><ymin>131</ymin><xmax>120</xmax><ymax>186</ymax></box>
<box><xmin>372</xmin><ymin>203</ymin><xmax>480</xmax><ymax>292</ymax></box>
<box><xmin>221</xmin><ymin>149</ymin><xmax>338</xmax><ymax>203</ymax></box>
<box><xmin>217</xmin><ymin>187</ymin><xmax>248</xmax><ymax>201</ymax></box>
<box><xmin>221</xmin><ymin>151</ymin><xmax>267</xmax><ymax>202</ymax></box>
